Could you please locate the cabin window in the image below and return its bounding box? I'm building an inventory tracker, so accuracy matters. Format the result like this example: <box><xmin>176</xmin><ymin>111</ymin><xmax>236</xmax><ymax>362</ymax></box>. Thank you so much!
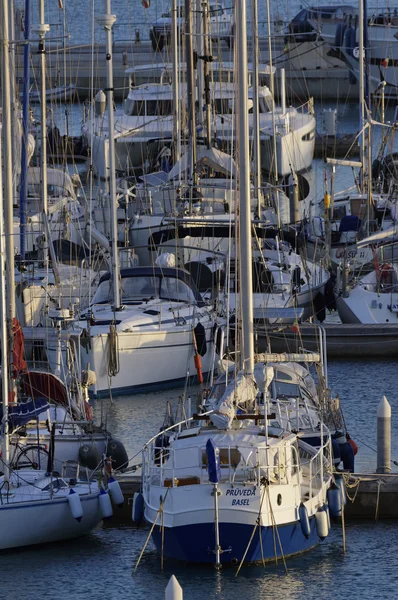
<box><xmin>209</xmin><ymin>4</ymin><xmax>224</xmax><ymax>16</ymax></box>
<box><xmin>128</xmin><ymin>100</ymin><xmax>145</xmax><ymax>116</ymax></box>
<box><xmin>213</xmin><ymin>98</ymin><xmax>233</xmax><ymax>114</ymax></box>
<box><xmin>121</xmin><ymin>275</ymin><xmax>158</xmax><ymax>300</ymax></box>
<box><xmin>302</xmin><ymin>129</ymin><xmax>315</xmax><ymax>142</ymax></box>
<box><xmin>146</xmin><ymin>100</ymin><xmax>172</xmax><ymax>116</ymax></box>
<box><xmin>160</xmin><ymin>277</ymin><xmax>196</xmax><ymax>303</ymax></box>
<box><xmin>202</xmin><ymin>448</ymin><xmax>241</xmax><ymax>468</ymax></box>
<box><xmin>333</xmin><ymin>205</ymin><xmax>346</xmax><ymax>220</ymax></box>
<box><xmin>274</xmin><ymin>381</ymin><xmax>300</xmax><ymax>397</ymax></box>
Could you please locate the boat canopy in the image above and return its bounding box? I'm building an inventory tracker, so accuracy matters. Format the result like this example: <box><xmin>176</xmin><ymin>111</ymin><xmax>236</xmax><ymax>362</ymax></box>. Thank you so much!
<box><xmin>92</xmin><ymin>266</ymin><xmax>205</xmax><ymax>306</ymax></box>
<box><xmin>25</xmin><ymin>167</ymin><xmax>77</xmax><ymax>199</ymax></box>
<box><xmin>167</xmin><ymin>147</ymin><xmax>237</xmax><ymax>181</ymax></box>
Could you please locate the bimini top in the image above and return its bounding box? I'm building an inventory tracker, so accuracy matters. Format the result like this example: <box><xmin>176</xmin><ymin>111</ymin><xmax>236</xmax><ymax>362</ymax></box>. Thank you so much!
<box><xmin>93</xmin><ymin>266</ymin><xmax>206</xmax><ymax>307</ymax></box>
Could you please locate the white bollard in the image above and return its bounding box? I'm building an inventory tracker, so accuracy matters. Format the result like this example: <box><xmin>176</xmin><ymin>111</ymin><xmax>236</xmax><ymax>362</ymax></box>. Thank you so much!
<box><xmin>165</xmin><ymin>575</ymin><xmax>183</xmax><ymax>600</ymax></box>
<box><xmin>377</xmin><ymin>396</ymin><xmax>391</xmax><ymax>473</ymax></box>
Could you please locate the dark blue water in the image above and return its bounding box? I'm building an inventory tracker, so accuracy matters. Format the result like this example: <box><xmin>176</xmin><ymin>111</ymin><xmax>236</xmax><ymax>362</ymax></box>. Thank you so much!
<box><xmin>1</xmin><ymin>359</ymin><xmax>395</xmax><ymax>600</ymax></box>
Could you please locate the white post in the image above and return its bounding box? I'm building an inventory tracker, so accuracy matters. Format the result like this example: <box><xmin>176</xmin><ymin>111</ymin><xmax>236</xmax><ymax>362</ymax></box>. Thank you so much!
<box><xmin>213</xmin><ymin>482</ymin><xmax>221</xmax><ymax>567</ymax></box>
<box><xmin>165</xmin><ymin>575</ymin><xmax>183</xmax><ymax>600</ymax></box>
<box><xmin>377</xmin><ymin>396</ymin><xmax>391</xmax><ymax>474</ymax></box>
<box><xmin>236</xmin><ymin>0</ymin><xmax>254</xmax><ymax>375</ymax></box>
<box><xmin>281</xmin><ymin>68</ymin><xmax>287</xmax><ymax>118</ymax></box>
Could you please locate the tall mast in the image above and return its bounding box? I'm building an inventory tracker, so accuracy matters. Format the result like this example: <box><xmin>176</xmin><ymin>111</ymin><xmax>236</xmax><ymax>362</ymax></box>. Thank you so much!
<box><xmin>33</xmin><ymin>0</ymin><xmax>50</xmax><ymax>270</ymax></box>
<box><xmin>97</xmin><ymin>0</ymin><xmax>120</xmax><ymax>309</ymax></box>
<box><xmin>237</xmin><ymin>0</ymin><xmax>254</xmax><ymax>375</ymax></box>
<box><xmin>185</xmin><ymin>0</ymin><xmax>197</xmax><ymax>185</ymax></box>
<box><xmin>359</xmin><ymin>0</ymin><xmax>365</xmax><ymax>194</ymax></box>
<box><xmin>1</xmin><ymin>0</ymin><xmax>16</xmax><ymax>322</ymax></box>
<box><xmin>266</xmin><ymin>0</ymin><xmax>280</xmax><ymax>227</ymax></box>
<box><xmin>171</xmin><ymin>0</ymin><xmax>180</xmax><ymax>162</ymax></box>
<box><xmin>20</xmin><ymin>0</ymin><xmax>31</xmax><ymax>260</ymax></box>
<box><xmin>251</xmin><ymin>0</ymin><xmax>261</xmax><ymax>215</ymax></box>
<box><xmin>202</xmin><ymin>0</ymin><xmax>212</xmax><ymax>148</ymax></box>
<box><xmin>0</xmin><ymin>115</ymin><xmax>10</xmax><ymax>481</ymax></box>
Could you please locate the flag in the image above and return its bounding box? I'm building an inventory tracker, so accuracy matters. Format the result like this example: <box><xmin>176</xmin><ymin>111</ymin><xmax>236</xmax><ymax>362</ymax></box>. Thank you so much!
<box><xmin>381</xmin><ymin>57</ymin><xmax>389</xmax><ymax>68</ymax></box>
<box><xmin>142</xmin><ymin>0</ymin><xmax>150</xmax><ymax>8</ymax></box>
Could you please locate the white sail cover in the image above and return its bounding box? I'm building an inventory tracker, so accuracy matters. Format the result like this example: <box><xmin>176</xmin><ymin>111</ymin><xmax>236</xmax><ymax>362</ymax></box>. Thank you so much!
<box><xmin>155</xmin><ymin>253</ymin><xmax>176</xmax><ymax>268</ymax></box>
<box><xmin>209</xmin><ymin>371</ymin><xmax>257</xmax><ymax>430</ymax></box>
<box><xmin>253</xmin><ymin>364</ymin><xmax>274</xmax><ymax>391</ymax></box>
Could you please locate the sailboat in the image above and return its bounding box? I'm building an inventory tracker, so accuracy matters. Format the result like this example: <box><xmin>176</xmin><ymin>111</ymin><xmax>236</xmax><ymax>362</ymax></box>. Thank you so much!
<box><xmin>0</xmin><ymin>24</ymin><xmax>107</xmax><ymax>549</ymax></box>
<box><xmin>75</xmin><ymin>0</ymin><xmax>225</xmax><ymax>399</ymax></box>
<box><xmin>140</xmin><ymin>0</ymin><xmax>333</xmax><ymax>565</ymax></box>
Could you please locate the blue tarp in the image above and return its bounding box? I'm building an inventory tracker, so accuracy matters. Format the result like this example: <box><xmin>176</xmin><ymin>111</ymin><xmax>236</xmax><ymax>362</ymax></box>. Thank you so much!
<box><xmin>339</xmin><ymin>215</ymin><xmax>361</xmax><ymax>232</ymax></box>
<box><xmin>1</xmin><ymin>397</ymin><xmax>50</xmax><ymax>432</ymax></box>
<box><xmin>206</xmin><ymin>438</ymin><xmax>221</xmax><ymax>484</ymax></box>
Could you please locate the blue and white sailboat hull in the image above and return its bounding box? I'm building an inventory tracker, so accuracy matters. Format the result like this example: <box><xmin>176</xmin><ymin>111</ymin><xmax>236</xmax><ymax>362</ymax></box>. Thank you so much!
<box><xmin>150</xmin><ymin>517</ymin><xmax>319</xmax><ymax>564</ymax></box>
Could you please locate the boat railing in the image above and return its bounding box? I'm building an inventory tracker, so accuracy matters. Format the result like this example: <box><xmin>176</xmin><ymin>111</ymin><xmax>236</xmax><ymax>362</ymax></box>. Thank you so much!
<box><xmin>142</xmin><ymin>437</ymin><xmax>303</xmax><ymax>490</ymax></box>
<box><xmin>299</xmin><ymin>437</ymin><xmax>332</xmax><ymax>500</ymax></box>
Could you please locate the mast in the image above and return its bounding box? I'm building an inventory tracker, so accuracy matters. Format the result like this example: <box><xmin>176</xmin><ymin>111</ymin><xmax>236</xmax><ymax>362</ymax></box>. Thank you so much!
<box><xmin>171</xmin><ymin>0</ymin><xmax>180</xmax><ymax>162</ymax></box>
<box><xmin>33</xmin><ymin>1</ymin><xmax>50</xmax><ymax>270</ymax></box>
<box><xmin>185</xmin><ymin>0</ymin><xmax>197</xmax><ymax>186</ymax></box>
<box><xmin>0</xmin><ymin>108</ymin><xmax>10</xmax><ymax>481</ymax></box>
<box><xmin>251</xmin><ymin>0</ymin><xmax>261</xmax><ymax>215</ymax></box>
<box><xmin>265</xmin><ymin>0</ymin><xmax>280</xmax><ymax>227</ymax></box>
<box><xmin>202</xmin><ymin>0</ymin><xmax>212</xmax><ymax>148</ymax></box>
<box><xmin>358</xmin><ymin>0</ymin><xmax>365</xmax><ymax>194</ymax></box>
<box><xmin>1</xmin><ymin>0</ymin><xmax>16</xmax><ymax>322</ymax></box>
<box><xmin>236</xmin><ymin>0</ymin><xmax>254</xmax><ymax>374</ymax></box>
<box><xmin>97</xmin><ymin>0</ymin><xmax>121</xmax><ymax>309</ymax></box>
<box><xmin>19</xmin><ymin>0</ymin><xmax>31</xmax><ymax>260</ymax></box>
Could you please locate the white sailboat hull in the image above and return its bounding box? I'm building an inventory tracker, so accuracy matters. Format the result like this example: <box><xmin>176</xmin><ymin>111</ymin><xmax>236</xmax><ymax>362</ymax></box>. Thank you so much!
<box><xmin>0</xmin><ymin>483</ymin><xmax>101</xmax><ymax>550</ymax></box>
<box><xmin>81</xmin><ymin>320</ymin><xmax>217</xmax><ymax>397</ymax></box>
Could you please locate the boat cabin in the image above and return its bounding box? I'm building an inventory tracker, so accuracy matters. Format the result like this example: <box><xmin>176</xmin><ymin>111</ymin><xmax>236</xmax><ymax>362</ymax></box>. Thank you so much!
<box><xmin>90</xmin><ymin>266</ymin><xmax>205</xmax><ymax>306</ymax></box>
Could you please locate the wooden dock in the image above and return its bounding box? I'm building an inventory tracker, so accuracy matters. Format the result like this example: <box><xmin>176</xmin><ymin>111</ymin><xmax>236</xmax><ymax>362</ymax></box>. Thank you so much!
<box><xmin>264</xmin><ymin>323</ymin><xmax>398</xmax><ymax>358</ymax></box>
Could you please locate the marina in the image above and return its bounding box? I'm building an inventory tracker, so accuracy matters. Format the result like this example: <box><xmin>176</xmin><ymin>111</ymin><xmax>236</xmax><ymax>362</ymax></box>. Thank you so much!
<box><xmin>1</xmin><ymin>0</ymin><xmax>398</xmax><ymax>597</ymax></box>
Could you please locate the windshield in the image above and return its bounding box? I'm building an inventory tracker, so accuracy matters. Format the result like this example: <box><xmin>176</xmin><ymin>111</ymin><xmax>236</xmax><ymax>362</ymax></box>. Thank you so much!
<box><xmin>91</xmin><ymin>275</ymin><xmax>197</xmax><ymax>304</ymax></box>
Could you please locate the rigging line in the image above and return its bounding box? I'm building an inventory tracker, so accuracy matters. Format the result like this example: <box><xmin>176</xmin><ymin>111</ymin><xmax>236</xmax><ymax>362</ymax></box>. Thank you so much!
<box><xmin>132</xmin><ymin>487</ymin><xmax>170</xmax><ymax>576</ymax></box>
<box><xmin>235</xmin><ymin>483</ymin><xmax>267</xmax><ymax>577</ymax></box>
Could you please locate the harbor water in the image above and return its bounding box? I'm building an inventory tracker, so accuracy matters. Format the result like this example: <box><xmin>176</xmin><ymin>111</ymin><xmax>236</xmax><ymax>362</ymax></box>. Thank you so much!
<box><xmin>1</xmin><ymin>358</ymin><xmax>397</xmax><ymax>600</ymax></box>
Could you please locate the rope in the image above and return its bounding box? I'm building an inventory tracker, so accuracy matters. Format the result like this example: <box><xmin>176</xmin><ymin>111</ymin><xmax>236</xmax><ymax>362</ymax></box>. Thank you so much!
<box><xmin>375</xmin><ymin>480</ymin><xmax>382</xmax><ymax>521</ymax></box>
<box><xmin>108</xmin><ymin>322</ymin><xmax>120</xmax><ymax>377</ymax></box>
<box><xmin>235</xmin><ymin>484</ymin><xmax>267</xmax><ymax>577</ymax></box>
<box><xmin>265</xmin><ymin>481</ymin><xmax>288</xmax><ymax>575</ymax></box>
<box><xmin>132</xmin><ymin>487</ymin><xmax>169</xmax><ymax>576</ymax></box>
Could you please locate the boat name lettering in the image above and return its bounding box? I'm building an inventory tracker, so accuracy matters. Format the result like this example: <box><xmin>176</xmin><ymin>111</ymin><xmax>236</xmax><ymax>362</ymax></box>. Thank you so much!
<box><xmin>387</xmin><ymin>304</ymin><xmax>398</xmax><ymax>312</ymax></box>
<box><xmin>225</xmin><ymin>489</ymin><xmax>255</xmax><ymax>497</ymax></box>
<box><xmin>335</xmin><ymin>247</ymin><xmax>357</xmax><ymax>260</ymax></box>
<box><xmin>232</xmin><ymin>499</ymin><xmax>250</xmax><ymax>506</ymax></box>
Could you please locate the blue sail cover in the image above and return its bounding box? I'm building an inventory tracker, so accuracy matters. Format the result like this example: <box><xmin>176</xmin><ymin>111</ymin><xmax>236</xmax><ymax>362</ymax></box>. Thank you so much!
<box><xmin>206</xmin><ymin>438</ymin><xmax>221</xmax><ymax>484</ymax></box>
<box><xmin>3</xmin><ymin>398</ymin><xmax>50</xmax><ymax>432</ymax></box>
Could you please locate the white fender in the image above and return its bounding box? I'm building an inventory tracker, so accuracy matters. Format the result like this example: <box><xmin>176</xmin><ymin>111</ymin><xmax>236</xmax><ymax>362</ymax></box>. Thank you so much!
<box><xmin>99</xmin><ymin>488</ymin><xmax>113</xmax><ymax>520</ymax></box>
<box><xmin>67</xmin><ymin>488</ymin><xmax>83</xmax><ymax>522</ymax></box>
<box><xmin>315</xmin><ymin>507</ymin><xmax>329</xmax><ymax>540</ymax></box>
<box><xmin>108</xmin><ymin>476</ymin><xmax>124</xmax><ymax>507</ymax></box>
